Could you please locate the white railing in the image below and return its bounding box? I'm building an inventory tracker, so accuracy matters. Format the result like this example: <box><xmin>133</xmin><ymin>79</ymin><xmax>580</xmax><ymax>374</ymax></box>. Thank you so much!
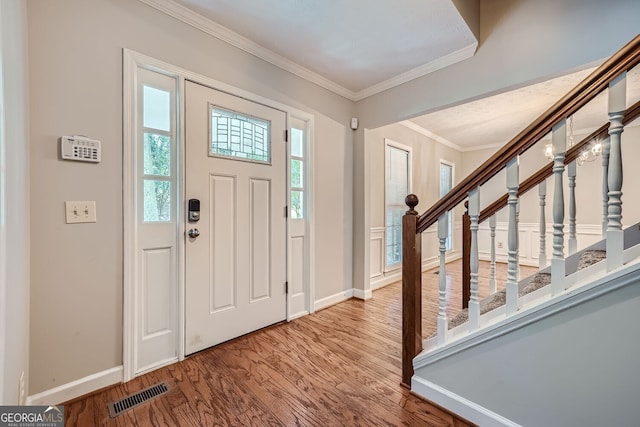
<box><xmin>401</xmin><ymin>35</ymin><xmax>640</xmax><ymax>387</ymax></box>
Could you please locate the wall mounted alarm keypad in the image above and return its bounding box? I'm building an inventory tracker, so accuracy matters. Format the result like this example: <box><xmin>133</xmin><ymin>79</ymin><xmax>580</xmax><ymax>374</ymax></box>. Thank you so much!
<box><xmin>61</xmin><ymin>135</ymin><xmax>101</xmax><ymax>163</ymax></box>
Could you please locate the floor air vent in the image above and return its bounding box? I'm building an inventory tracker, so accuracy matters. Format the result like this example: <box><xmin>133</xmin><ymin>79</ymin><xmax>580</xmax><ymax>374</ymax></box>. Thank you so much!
<box><xmin>108</xmin><ymin>381</ymin><xmax>169</xmax><ymax>418</ymax></box>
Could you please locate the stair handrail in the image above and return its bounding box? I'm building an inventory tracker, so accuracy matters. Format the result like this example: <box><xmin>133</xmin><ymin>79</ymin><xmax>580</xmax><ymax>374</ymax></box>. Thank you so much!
<box><xmin>416</xmin><ymin>34</ymin><xmax>640</xmax><ymax>234</ymax></box>
<box><xmin>402</xmin><ymin>33</ymin><xmax>640</xmax><ymax>388</ymax></box>
<box><xmin>479</xmin><ymin>99</ymin><xmax>640</xmax><ymax>223</ymax></box>
<box><xmin>459</xmin><ymin>100</ymin><xmax>640</xmax><ymax>309</ymax></box>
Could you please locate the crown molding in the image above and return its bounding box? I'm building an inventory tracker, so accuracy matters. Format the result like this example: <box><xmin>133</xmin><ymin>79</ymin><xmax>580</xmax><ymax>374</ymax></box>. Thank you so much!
<box><xmin>138</xmin><ymin>0</ymin><xmax>477</xmax><ymax>102</ymax></box>
<box><xmin>400</xmin><ymin>120</ymin><xmax>505</xmax><ymax>152</ymax></box>
<box><xmin>353</xmin><ymin>42</ymin><xmax>478</xmax><ymax>101</ymax></box>
<box><xmin>138</xmin><ymin>0</ymin><xmax>357</xmax><ymax>100</ymax></box>
<box><xmin>400</xmin><ymin>120</ymin><xmax>464</xmax><ymax>151</ymax></box>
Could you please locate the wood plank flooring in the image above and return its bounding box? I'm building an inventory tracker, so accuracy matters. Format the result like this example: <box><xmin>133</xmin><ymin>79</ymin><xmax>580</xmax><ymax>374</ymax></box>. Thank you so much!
<box><xmin>64</xmin><ymin>260</ymin><xmax>537</xmax><ymax>426</ymax></box>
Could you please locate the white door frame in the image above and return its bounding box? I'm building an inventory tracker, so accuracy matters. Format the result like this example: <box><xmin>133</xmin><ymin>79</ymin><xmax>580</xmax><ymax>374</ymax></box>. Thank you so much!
<box><xmin>123</xmin><ymin>49</ymin><xmax>315</xmax><ymax>381</ymax></box>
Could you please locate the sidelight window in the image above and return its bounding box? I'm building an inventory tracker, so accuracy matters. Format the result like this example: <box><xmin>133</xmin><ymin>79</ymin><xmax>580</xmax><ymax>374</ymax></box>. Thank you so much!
<box><xmin>140</xmin><ymin>77</ymin><xmax>175</xmax><ymax>222</ymax></box>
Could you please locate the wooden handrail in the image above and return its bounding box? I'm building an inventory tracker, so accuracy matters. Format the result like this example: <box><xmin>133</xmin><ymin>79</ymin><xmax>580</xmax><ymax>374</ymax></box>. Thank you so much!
<box><xmin>416</xmin><ymin>34</ymin><xmax>640</xmax><ymax>234</ymax></box>
<box><xmin>403</xmin><ymin>34</ymin><xmax>640</xmax><ymax>390</ymax></box>
<box><xmin>478</xmin><ymin>99</ymin><xmax>640</xmax><ymax>223</ymax></box>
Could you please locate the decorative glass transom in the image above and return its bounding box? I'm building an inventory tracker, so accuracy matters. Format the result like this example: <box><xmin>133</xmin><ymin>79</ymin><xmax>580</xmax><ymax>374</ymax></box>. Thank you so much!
<box><xmin>210</xmin><ymin>105</ymin><xmax>271</xmax><ymax>164</ymax></box>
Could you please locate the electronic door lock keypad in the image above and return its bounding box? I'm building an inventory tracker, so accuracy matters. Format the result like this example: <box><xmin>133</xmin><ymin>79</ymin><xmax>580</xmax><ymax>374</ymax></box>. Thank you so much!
<box><xmin>188</xmin><ymin>199</ymin><xmax>200</xmax><ymax>222</ymax></box>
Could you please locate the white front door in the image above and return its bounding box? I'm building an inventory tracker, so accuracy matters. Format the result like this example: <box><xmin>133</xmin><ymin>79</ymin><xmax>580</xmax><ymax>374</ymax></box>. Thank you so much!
<box><xmin>185</xmin><ymin>81</ymin><xmax>287</xmax><ymax>355</ymax></box>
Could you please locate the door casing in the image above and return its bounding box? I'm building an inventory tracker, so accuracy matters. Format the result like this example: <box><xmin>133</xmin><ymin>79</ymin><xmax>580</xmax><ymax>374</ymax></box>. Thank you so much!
<box><xmin>123</xmin><ymin>49</ymin><xmax>315</xmax><ymax>381</ymax></box>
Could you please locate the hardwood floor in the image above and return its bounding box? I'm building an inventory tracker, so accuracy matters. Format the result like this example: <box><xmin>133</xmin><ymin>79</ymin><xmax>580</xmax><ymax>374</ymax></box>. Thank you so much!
<box><xmin>64</xmin><ymin>260</ymin><xmax>536</xmax><ymax>426</ymax></box>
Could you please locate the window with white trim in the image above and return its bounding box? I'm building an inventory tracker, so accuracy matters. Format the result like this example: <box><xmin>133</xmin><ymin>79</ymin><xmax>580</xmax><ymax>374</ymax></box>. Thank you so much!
<box><xmin>385</xmin><ymin>140</ymin><xmax>411</xmax><ymax>269</ymax></box>
<box><xmin>139</xmin><ymin>71</ymin><xmax>176</xmax><ymax>222</ymax></box>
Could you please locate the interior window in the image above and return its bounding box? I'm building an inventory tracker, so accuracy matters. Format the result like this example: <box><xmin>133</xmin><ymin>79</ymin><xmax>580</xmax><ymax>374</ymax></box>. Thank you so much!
<box><xmin>385</xmin><ymin>142</ymin><xmax>411</xmax><ymax>269</ymax></box>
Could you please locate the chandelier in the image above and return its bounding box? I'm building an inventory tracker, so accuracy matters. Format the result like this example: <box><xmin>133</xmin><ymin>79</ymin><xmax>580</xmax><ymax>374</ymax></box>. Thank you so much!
<box><xmin>544</xmin><ymin>116</ymin><xmax>602</xmax><ymax>165</ymax></box>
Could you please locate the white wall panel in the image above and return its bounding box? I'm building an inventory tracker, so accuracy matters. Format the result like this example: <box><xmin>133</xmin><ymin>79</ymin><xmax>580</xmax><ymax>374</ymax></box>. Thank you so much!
<box><xmin>210</xmin><ymin>175</ymin><xmax>236</xmax><ymax>312</ymax></box>
<box><xmin>250</xmin><ymin>178</ymin><xmax>271</xmax><ymax>302</ymax></box>
<box><xmin>142</xmin><ymin>248</ymin><xmax>173</xmax><ymax>337</ymax></box>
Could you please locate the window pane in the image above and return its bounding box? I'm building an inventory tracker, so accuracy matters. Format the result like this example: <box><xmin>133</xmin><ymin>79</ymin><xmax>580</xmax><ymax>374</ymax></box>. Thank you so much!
<box><xmin>143</xmin><ymin>133</ymin><xmax>171</xmax><ymax>176</ymax></box>
<box><xmin>143</xmin><ymin>86</ymin><xmax>171</xmax><ymax>132</ymax></box>
<box><xmin>291</xmin><ymin>159</ymin><xmax>303</xmax><ymax>188</ymax></box>
<box><xmin>386</xmin><ymin>145</ymin><xmax>410</xmax><ymax>267</ymax></box>
<box><xmin>211</xmin><ymin>106</ymin><xmax>270</xmax><ymax>164</ymax></box>
<box><xmin>144</xmin><ymin>180</ymin><xmax>171</xmax><ymax>222</ymax></box>
<box><xmin>387</xmin><ymin>147</ymin><xmax>409</xmax><ymax>205</ymax></box>
<box><xmin>386</xmin><ymin>206</ymin><xmax>404</xmax><ymax>266</ymax></box>
<box><xmin>291</xmin><ymin>128</ymin><xmax>304</xmax><ymax>158</ymax></box>
<box><xmin>440</xmin><ymin>163</ymin><xmax>453</xmax><ymax>197</ymax></box>
<box><xmin>291</xmin><ymin>190</ymin><xmax>303</xmax><ymax>219</ymax></box>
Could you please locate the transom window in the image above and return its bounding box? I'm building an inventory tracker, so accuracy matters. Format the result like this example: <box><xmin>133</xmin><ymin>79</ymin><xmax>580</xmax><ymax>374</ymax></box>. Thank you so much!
<box><xmin>210</xmin><ymin>105</ymin><xmax>271</xmax><ymax>164</ymax></box>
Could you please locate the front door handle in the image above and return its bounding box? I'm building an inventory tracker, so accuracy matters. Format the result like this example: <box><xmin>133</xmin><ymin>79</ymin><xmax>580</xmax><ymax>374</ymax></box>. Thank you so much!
<box><xmin>188</xmin><ymin>228</ymin><xmax>200</xmax><ymax>239</ymax></box>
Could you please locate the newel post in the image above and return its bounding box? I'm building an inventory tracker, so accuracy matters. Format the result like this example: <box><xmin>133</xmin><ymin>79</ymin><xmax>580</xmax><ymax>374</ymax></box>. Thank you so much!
<box><xmin>402</xmin><ymin>194</ymin><xmax>422</xmax><ymax>388</ymax></box>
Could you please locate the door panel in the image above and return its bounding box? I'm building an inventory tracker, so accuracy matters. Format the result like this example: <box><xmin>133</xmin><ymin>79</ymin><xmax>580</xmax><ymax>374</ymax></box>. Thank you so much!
<box><xmin>185</xmin><ymin>81</ymin><xmax>287</xmax><ymax>355</ymax></box>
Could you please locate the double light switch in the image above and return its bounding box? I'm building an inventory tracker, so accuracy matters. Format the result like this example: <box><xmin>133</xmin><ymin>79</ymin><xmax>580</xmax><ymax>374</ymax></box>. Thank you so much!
<box><xmin>65</xmin><ymin>201</ymin><xmax>97</xmax><ymax>224</ymax></box>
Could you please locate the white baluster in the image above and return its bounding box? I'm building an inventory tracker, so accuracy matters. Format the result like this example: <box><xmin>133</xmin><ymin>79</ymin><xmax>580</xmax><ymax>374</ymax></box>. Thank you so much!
<box><xmin>437</xmin><ymin>213</ymin><xmax>448</xmax><ymax>345</ymax></box>
<box><xmin>468</xmin><ymin>189</ymin><xmax>480</xmax><ymax>329</ymax></box>
<box><xmin>568</xmin><ymin>161</ymin><xmax>577</xmax><ymax>254</ymax></box>
<box><xmin>607</xmin><ymin>72</ymin><xmax>626</xmax><ymax>271</ymax></box>
<box><xmin>516</xmin><ymin>198</ymin><xmax>521</xmax><ymax>281</ymax></box>
<box><xmin>506</xmin><ymin>158</ymin><xmax>519</xmax><ymax>314</ymax></box>
<box><xmin>538</xmin><ymin>180</ymin><xmax>548</xmax><ymax>269</ymax></box>
<box><xmin>489</xmin><ymin>214</ymin><xmax>497</xmax><ymax>294</ymax></box>
<box><xmin>551</xmin><ymin>120</ymin><xmax>567</xmax><ymax>295</ymax></box>
<box><xmin>601</xmin><ymin>137</ymin><xmax>610</xmax><ymax>237</ymax></box>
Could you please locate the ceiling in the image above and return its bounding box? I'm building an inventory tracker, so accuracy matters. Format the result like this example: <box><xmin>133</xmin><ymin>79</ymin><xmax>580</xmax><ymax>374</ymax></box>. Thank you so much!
<box><xmin>142</xmin><ymin>0</ymin><xmax>478</xmax><ymax>100</ymax></box>
<box><xmin>406</xmin><ymin>65</ymin><xmax>640</xmax><ymax>151</ymax></box>
<box><xmin>141</xmin><ymin>0</ymin><xmax>639</xmax><ymax>150</ymax></box>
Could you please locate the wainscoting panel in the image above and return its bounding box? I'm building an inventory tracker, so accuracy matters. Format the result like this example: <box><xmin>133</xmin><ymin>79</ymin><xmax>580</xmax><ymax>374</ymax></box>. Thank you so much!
<box><xmin>478</xmin><ymin>222</ymin><xmax>603</xmax><ymax>266</ymax></box>
<box><xmin>370</xmin><ymin>227</ymin><xmax>385</xmax><ymax>279</ymax></box>
<box><xmin>369</xmin><ymin>224</ymin><xmax>462</xmax><ymax>290</ymax></box>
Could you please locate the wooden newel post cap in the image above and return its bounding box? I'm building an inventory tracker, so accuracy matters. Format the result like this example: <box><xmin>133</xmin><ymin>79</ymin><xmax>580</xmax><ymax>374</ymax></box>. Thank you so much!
<box><xmin>405</xmin><ymin>194</ymin><xmax>419</xmax><ymax>215</ymax></box>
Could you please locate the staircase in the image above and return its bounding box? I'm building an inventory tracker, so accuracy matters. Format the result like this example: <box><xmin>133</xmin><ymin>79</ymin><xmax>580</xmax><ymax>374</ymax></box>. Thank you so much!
<box><xmin>401</xmin><ymin>35</ymin><xmax>640</xmax><ymax>426</ymax></box>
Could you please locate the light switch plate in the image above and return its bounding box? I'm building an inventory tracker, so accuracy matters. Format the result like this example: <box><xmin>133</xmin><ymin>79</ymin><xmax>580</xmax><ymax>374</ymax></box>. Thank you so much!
<box><xmin>65</xmin><ymin>201</ymin><xmax>97</xmax><ymax>224</ymax></box>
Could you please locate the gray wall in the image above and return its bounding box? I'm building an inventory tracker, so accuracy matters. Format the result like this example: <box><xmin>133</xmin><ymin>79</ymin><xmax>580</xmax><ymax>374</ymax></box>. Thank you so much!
<box><xmin>351</xmin><ymin>0</ymin><xmax>640</xmax><ymax>292</ymax></box>
<box><xmin>27</xmin><ymin>0</ymin><xmax>353</xmax><ymax>394</ymax></box>
<box><xmin>415</xmin><ymin>269</ymin><xmax>640</xmax><ymax>426</ymax></box>
<box><xmin>0</xmin><ymin>0</ymin><xmax>30</xmax><ymax>405</ymax></box>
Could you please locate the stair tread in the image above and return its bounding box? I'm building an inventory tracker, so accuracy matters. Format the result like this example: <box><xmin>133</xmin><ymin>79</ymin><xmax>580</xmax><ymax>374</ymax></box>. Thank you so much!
<box><xmin>440</xmin><ymin>249</ymin><xmax>608</xmax><ymax>334</ymax></box>
<box><xmin>577</xmin><ymin>249</ymin><xmax>607</xmax><ymax>270</ymax></box>
<box><xmin>520</xmin><ymin>272</ymin><xmax>551</xmax><ymax>296</ymax></box>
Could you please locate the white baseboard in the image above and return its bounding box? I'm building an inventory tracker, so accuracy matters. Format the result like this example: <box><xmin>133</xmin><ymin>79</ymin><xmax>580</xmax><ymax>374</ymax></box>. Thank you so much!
<box><xmin>411</xmin><ymin>376</ymin><xmax>521</xmax><ymax>427</ymax></box>
<box><xmin>314</xmin><ymin>289</ymin><xmax>353</xmax><ymax>311</ymax></box>
<box><xmin>352</xmin><ymin>288</ymin><xmax>373</xmax><ymax>300</ymax></box>
<box><xmin>27</xmin><ymin>366</ymin><xmax>123</xmax><ymax>405</ymax></box>
<box><xmin>371</xmin><ymin>271</ymin><xmax>400</xmax><ymax>290</ymax></box>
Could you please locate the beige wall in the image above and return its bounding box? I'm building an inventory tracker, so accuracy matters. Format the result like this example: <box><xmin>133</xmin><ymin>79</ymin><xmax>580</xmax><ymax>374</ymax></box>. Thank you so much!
<box><xmin>1</xmin><ymin>0</ymin><xmax>30</xmax><ymax>404</ymax></box>
<box><xmin>27</xmin><ymin>0</ymin><xmax>353</xmax><ymax>394</ymax></box>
